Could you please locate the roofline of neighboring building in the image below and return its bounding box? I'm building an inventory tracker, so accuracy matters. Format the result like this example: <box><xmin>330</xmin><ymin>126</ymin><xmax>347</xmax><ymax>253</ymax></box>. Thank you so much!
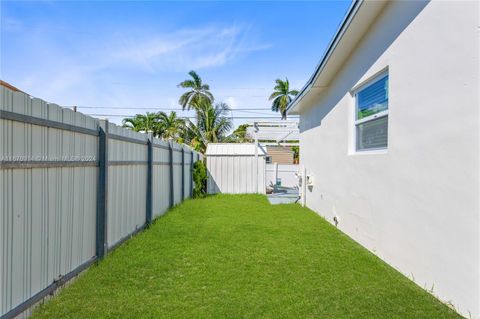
<box><xmin>286</xmin><ymin>0</ymin><xmax>364</xmax><ymax>114</ymax></box>
<box><xmin>205</xmin><ymin>143</ymin><xmax>267</xmax><ymax>156</ymax></box>
<box><xmin>0</xmin><ymin>80</ymin><xmax>26</xmax><ymax>94</ymax></box>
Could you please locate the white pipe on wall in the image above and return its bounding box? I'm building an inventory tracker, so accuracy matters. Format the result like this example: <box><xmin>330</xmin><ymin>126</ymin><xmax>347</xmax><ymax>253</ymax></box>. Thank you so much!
<box><xmin>301</xmin><ymin>166</ymin><xmax>307</xmax><ymax>207</ymax></box>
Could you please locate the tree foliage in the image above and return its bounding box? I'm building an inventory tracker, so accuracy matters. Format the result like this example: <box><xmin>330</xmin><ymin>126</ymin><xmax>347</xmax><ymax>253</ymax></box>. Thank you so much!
<box><xmin>122</xmin><ymin>112</ymin><xmax>161</xmax><ymax>133</ymax></box>
<box><xmin>192</xmin><ymin>160</ymin><xmax>207</xmax><ymax>198</ymax></box>
<box><xmin>225</xmin><ymin>124</ymin><xmax>252</xmax><ymax>143</ymax></box>
<box><xmin>269</xmin><ymin>78</ymin><xmax>299</xmax><ymax>120</ymax></box>
<box><xmin>177</xmin><ymin>70</ymin><xmax>214</xmax><ymax>111</ymax></box>
<box><xmin>122</xmin><ymin>111</ymin><xmax>185</xmax><ymax>142</ymax></box>
<box><xmin>156</xmin><ymin>111</ymin><xmax>185</xmax><ymax>142</ymax></box>
<box><xmin>122</xmin><ymin>70</ymin><xmax>265</xmax><ymax>153</ymax></box>
<box><xmin>182</xmin><ymin>100</ymin><xmax>233</xmax><ymax>153</ymax></box>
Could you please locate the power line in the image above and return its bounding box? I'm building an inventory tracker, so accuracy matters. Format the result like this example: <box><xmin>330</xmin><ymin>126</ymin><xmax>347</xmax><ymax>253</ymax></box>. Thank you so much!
<box><xmin>84</xmin><ymin>114</ymin><xmax>298</xmax><ymax>119</ymax></box>
<box><xmin>227</xmin><ymin>109</ymin><xmax>278</xmax><ymax>115</ymax></box>
<box><xmin>75</xmin><ymin>106</ymin><xmax>288</xmax><ymax>116</ymax></box>
<box><xmin>76</xmin><ymin>106</ymin><xmax>273</xmax><ymax>111</ymax></box>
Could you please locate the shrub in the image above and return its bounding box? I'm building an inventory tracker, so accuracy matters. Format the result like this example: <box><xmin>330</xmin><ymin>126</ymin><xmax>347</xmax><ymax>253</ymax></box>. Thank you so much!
<box><xmin>193</xmin><ymin>160</ymin><xmax>207</xmax><ymax>198</ymax></box>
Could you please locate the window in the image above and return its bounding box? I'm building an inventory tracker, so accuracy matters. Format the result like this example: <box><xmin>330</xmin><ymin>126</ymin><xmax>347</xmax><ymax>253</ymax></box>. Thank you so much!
<box><xmin>354</xmin><ymin>73</ymin><xmax>388</xmax><ymax>151</ymax></box>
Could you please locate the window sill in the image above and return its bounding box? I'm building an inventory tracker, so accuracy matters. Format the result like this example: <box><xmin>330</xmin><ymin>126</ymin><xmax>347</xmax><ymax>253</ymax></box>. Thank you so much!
<box><xmin>349</xmin><ymin>149</ymin><xmax>388</xmax><ymax>156</ymax></box>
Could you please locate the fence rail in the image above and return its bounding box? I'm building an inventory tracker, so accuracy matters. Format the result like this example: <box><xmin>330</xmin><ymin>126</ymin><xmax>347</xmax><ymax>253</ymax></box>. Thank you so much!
<box><xmin>0</xmin><ymin>87</ymin><xmax>201</xmax><ymax>318</ymax></box>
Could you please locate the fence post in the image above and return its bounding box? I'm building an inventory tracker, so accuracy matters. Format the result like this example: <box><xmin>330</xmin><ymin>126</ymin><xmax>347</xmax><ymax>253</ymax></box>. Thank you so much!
<box><xmin>169</xmin><ymin>141</ymin><xmax>174</xmax><ymax>207</ymax></box>
<box><xmin>146</xmin><ymin>133</ymin><xmax>153</xmax><ymax>224</ymax></box>
<box><xmin>96</xmin><ymin>119</ymin><xmax>109</xmax><ymax>259</ymax></box>
<box><xmin>181</xmin><ymin>147</ymin><xmax>185</xmax><ymax>201</ymax></box>
<box><xmin>254</xmin><ymin>136</ymin><xmax>259</xmax><ymax>193</ymax></box>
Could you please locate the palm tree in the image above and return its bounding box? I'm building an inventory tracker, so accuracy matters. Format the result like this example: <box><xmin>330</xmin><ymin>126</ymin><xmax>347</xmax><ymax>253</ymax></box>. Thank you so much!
<box><xmin>269</xmin><ymin>78</ymin><xmax>299</xmax><ymax>120</ymax></box>
<box><xmin>227</xmin><ymin>124</ymin><xmax>252</xmax><ymax>143</ymax></box>
<box><xmin>183</xmin><ymin>120</ymin><xmax>206</xmax><ymax>153</ymax></box>
<box><xmin>122</xmin><ymin>117</ymin><xmax>143</xmax><ymax>132</ymax></box>
<box><xmin>177</xmin><ymin>70</ymin><xmax>214</xmax><ymax>111</ymax></box>
<box><xmin>197</xmin><ymin>101</ymin><xmax>233</xmax><ymax>143</ymax></box>
<box><xmin>122</xmin><ymin>112</ymin><xmax>160</xmax><ymax>133</ymax></box>
<box><xmin>157</xmin><ymin>111</ymin><xmax>185</xmax><ymax>142</ymax></box>
<box><xmin>182</xmin><ymin>100</ymin><xmax>233</xmax><ymax>153</ymax></box>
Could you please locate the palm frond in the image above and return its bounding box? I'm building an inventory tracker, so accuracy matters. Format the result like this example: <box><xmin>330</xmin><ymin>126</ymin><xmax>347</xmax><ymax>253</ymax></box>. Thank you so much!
<box><xmin>188</xmin><ymin>70</ymin><xmax>202</xmax><ymax>87</ymax></box>
<box><xmin>268</xmin><ymin>91</ymin><xmax>282</xmax><ymax>101</ymax></box>
<box><xmin>269</xmin><ymin>77</ymin><xmax>299</xmax><ymax>120</ymax></box>
<box><xmin>178</xmin><ymin>70</ymin><xmax>214</xmax><ymax>110</ymax></box>
<box><xmin>177</xmin><ymin>79</ymin><xmax>196</xmax><ymax>89</ymax></box>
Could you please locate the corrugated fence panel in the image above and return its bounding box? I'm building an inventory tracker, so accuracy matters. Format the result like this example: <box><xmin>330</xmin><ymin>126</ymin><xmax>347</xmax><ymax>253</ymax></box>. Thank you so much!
<box><xmin>152</xmin><ymin>138</ymin><xmax>170</xmax><ymax>218</ymax></box>
<box><xmin>238</xmin><ymin>156</ymin><xmax>247</xmax><ymax>194</ymax></box>
<box><xmin>172</xmin><ymin>144</ymin><xmax>183</xmax><ymax>205</ymax></box>
<box><xmin>206</xmin><ymin>155</ymin><xmax>265</xmax><ymax>194</ymax></box>
<box><xmin>0</xmin><ymin>88</ymin><xmax>98</xmax><ymax>317</ymax></box>
<box><xmin>106</xmin><ymin>123</ymin><xmax>148</xmax><ymax>248</ymax></box>
<box><xmin>258</xmin><ymin>158</ymin><xmax>266</xmax><ymax>194</ymax></box>
<box><xmin>0</xmin><ymin>86</ymin><xmax>202</xmax><ymax>318</ymax></box>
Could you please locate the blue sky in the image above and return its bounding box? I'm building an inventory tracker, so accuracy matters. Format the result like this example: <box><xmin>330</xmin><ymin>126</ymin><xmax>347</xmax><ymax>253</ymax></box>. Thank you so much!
<box><xmin>1</xmin><ymin>0</ymin><xmax>351</xmax><ymax>126</ymax></box>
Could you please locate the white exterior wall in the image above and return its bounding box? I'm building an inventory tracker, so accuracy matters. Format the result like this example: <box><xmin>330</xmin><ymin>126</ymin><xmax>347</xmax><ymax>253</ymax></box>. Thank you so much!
<box><xmin>207</xmin><ymin>156</ymin><xmax>266</xmax><ymax>194</ymax></box>
<box><xmin>299</xmin><ymin>1</ymin><xmax>479</xmax><ymax>317</ymax></box>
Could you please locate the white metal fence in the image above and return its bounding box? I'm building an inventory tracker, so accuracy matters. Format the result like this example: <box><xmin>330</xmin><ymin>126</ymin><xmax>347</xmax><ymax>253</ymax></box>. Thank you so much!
<box><xmin>265</xmin><ymin>163</ymin><xmax>299</xmax><ymax>188</ymax></box>
<box><xmin>206</xmin><ymin>144</ymin><xmax>266</xmax><ymax>194</ymax></box>
<box><xmin>0</xmin><ymin>87</ymin><xmax>201</xmax><ymax>318</ymax></box>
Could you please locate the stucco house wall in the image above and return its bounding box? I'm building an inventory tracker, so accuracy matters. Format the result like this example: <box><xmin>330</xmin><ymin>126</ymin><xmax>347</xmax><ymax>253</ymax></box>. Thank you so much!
<box><xmin>294</xmin><ymin>1</ymin><xmax>479</xmax><ymax>317</ymax></box>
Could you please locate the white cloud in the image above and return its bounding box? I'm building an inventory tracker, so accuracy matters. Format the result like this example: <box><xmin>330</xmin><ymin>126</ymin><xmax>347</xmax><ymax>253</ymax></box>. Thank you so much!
<box><xmin>108</xmin><ymin>25</ymin><xmax>271</xmax><ymax>72</ymax></box>
<box><xmin>6</xmin><ymin>23</ymin><xmax>271</xmax><ymax>106</ymax></box>
<box><xmin>3</xmin><ymin>15</ymin><xmax>279</xmax><ymax>129</ymax></box>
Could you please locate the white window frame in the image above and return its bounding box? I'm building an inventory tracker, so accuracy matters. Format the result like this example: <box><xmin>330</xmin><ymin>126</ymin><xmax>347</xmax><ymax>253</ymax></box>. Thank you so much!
<box><xmin>353</xmin><ymin>72</ymin><xmax>389</xmax><ymax>152</ymax></box>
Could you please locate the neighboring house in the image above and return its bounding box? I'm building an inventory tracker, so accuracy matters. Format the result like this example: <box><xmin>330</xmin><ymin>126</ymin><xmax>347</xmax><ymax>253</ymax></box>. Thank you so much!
<box><xmin>245</xmin><ymin>121</ymin><xmax>300</xmax><ymax>164</ymax></box>
<box><xmin>288</xmin><ymin>1</ymin><xmax>479</xmax><ymax>318</ymax></box>
<box><xmin>266</xmin><ymin>146</ymin><xmax>294</xmax><ymax>164</ymax></box>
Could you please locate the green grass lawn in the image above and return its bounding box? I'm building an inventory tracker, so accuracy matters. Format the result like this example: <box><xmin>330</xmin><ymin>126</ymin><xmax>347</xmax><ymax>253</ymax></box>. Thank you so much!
<box><xmin>32</xmin><ymin>194</ymin><xmax>460</xmax><ymax>318</ymax></box>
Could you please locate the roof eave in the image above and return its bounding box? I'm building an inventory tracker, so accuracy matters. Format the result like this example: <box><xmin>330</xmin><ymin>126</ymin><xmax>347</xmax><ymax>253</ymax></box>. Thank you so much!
<box><xmin>287</xmin><ymin>0</ymin><xmax>373</xmax><ymax>115</ymax></box>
